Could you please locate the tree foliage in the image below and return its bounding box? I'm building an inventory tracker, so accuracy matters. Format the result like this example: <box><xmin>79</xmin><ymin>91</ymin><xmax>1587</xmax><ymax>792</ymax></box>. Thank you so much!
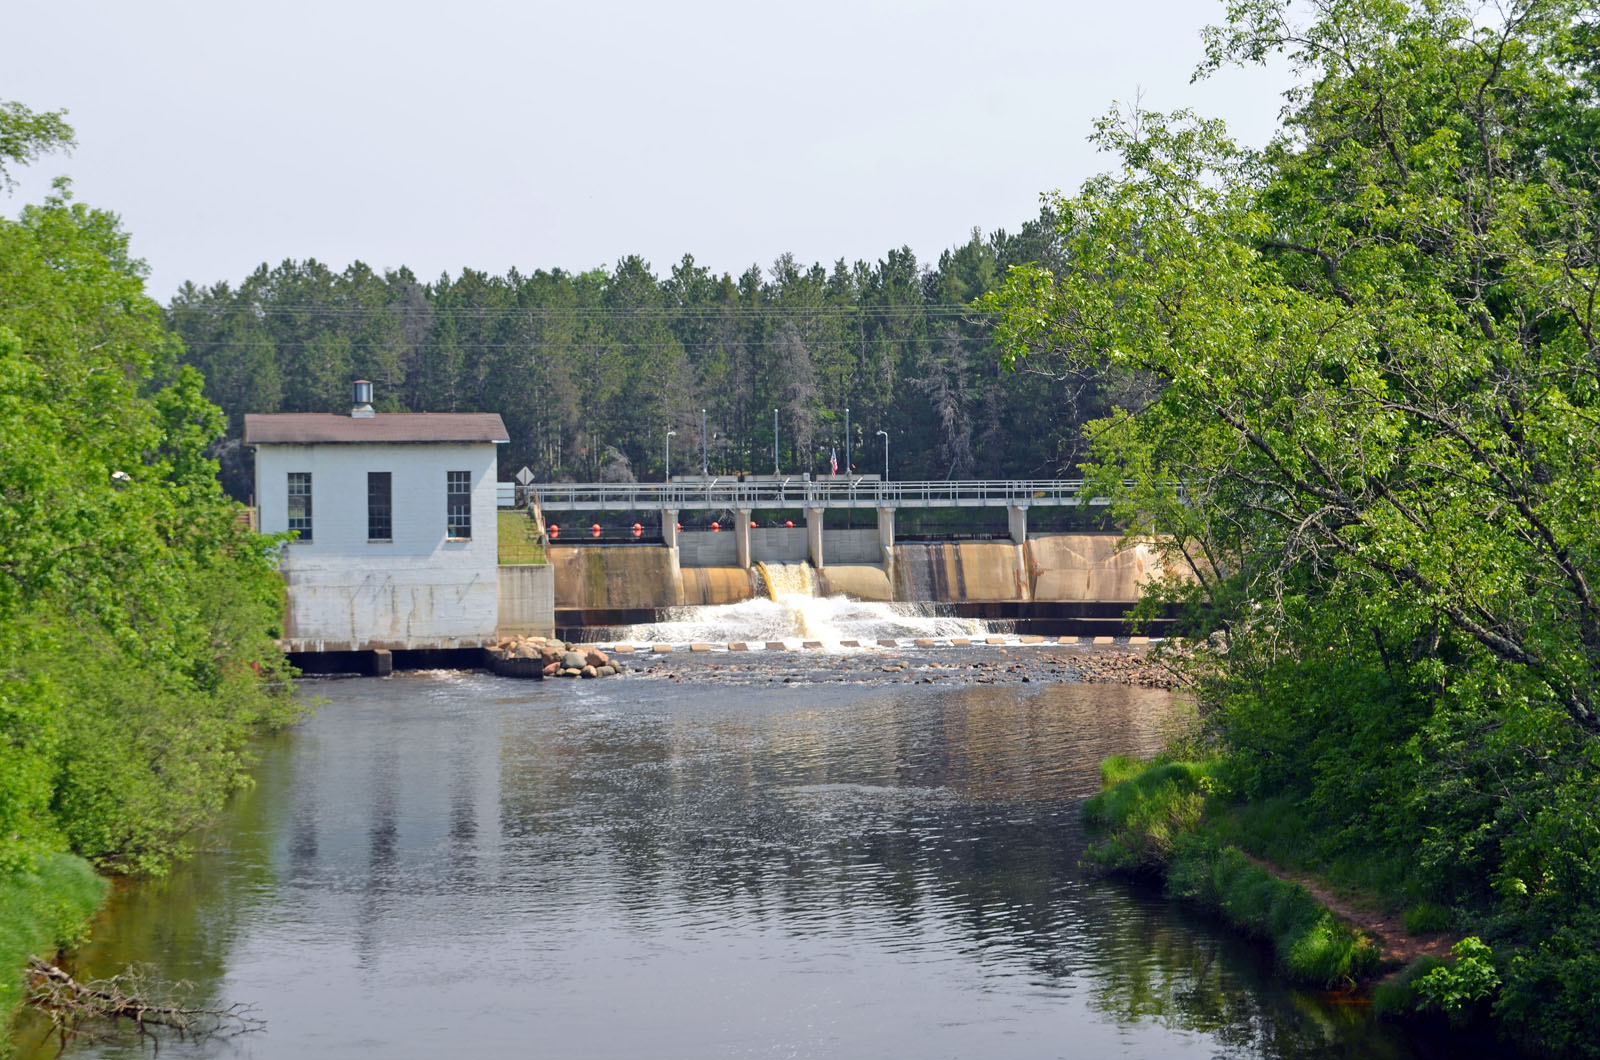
<box><xmin>0</xmin><ymin>140</ymin><xmax>297</xmax><ymax>877</ymax></box>
<box><xmin>986</xmin><ymin>1</ymin><xmax>1600</xmax><ymax>1051</ymax></box>
<box><xmin>0</xmin><ymin>101</ymin><xmax>72</xmax><ymax>192</ymax></box>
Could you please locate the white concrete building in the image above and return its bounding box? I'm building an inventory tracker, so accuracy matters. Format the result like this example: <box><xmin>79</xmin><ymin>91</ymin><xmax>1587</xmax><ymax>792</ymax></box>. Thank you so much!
<box><xmin>245</xmin><ymin>393</ymin><xmax>509</xmax><ymax>653</ymax></box>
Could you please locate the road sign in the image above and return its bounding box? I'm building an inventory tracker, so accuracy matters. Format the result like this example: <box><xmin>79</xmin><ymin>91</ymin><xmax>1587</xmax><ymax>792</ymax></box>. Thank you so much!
<box><xmin>515</xmin><ymin>466</ymin><xmax>535</xmax><ymax>486</ymax></box>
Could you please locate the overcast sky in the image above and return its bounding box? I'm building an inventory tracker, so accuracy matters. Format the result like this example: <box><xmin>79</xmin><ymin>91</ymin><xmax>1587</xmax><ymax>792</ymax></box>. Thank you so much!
<box><xmin>7</xmin><ymin>0</ymin><xmax>1293</xmax><ymax>301</ymax></box>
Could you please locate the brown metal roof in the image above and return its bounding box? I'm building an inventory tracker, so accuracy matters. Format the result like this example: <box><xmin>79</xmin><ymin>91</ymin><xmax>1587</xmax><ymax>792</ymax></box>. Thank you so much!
<box><xmin>244</xmin><ymin>413</ymin><xmax>510</xmax><ymax>445</ymax></box>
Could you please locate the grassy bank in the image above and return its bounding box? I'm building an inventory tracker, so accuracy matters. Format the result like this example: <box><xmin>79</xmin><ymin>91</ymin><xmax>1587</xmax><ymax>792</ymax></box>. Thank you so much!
<box><xmin>498</xmin><ymin>511</ymin><xmax>547</xmax><ymax>565</ymax></box>
<box><xmin>1083</xmin><ymin>757</ymin><xmax>1378</xmax><ymax>988</ymax></box>
<box><xmin>0</xmin><ymin>855</ymin><xmax>107</xmax><ymax>1030</ymax></box>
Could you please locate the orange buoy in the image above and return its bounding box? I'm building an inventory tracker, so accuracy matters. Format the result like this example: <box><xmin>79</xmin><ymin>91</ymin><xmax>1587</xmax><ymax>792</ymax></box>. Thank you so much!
<box><xmin>711</xmin><ymin>521</ymin><xmax>720</xmax><ymax>532</ymax></box>
<box><xmin>632</xmin><ymin>523</ymin><xmax>643</xmax><ymax>537</ymax></box>
<box><xmin>784</xmin><ymin>520</ymin><xmax>793</xmax><ymax>528</ymax></box>
<box><xmin>750</xmin><ymin>520</ymin><xmax>757</xmax><ymax>528</ymax></box>
<box><xmin>591</xmin><ymin>523</ymin><xmax>601</xmax><ymax>537</ymax></box>
<box><xmin>677</xmin><ymin>523</ymin><xmax>683</xmax><ymax>533</ymax></box>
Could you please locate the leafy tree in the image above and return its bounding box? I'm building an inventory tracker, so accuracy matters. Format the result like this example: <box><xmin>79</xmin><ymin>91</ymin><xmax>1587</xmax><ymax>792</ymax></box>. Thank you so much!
<box><xmin>986</xmin><ymin>1</ymin><xmax>1600</xmax><ymax>1051</ymax></box>
<box><xmin>0</xmin><ymin>141</ymin><xmax>295</xmax><ymax>877</ymax></box>
<box><xmin>0</xmin><ymin>101</ymin><xmax>72</xmax><ymax>191</ymax></box>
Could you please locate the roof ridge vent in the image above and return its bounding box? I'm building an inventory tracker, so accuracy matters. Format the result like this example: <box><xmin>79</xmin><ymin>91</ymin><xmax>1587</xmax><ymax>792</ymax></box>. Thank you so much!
<box><xmin>352</xmin><ymin>379</ymin><xmax>375</xmax><ymax>418</ymax></box>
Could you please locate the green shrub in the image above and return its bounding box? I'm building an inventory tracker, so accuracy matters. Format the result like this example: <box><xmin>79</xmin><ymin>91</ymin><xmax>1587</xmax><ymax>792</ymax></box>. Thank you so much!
<box><xmin>1493</xmin><ymin>912</ymin><xmax>1600</xmax><ymax>1058</ymax></box>
<box><xmin>0</xmin><ymin>854</ymin><xmax>106</xmax><ymax>1026</ymax></box>
<box><xmin>1414</xmin><ymin>936</ymin><xmax>1499</xmax><ymax>1026</ymax></box>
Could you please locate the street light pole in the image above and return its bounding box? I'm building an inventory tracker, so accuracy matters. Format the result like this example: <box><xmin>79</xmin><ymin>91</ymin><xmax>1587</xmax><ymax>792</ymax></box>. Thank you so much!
<box><xmin>700</xmin><ymin>408</ymin><xmax>708</xmax><ymax>477</ymax></box>
<box><xmin>665</xmin><ymin>429</ymin><xmax>675</xmax><ymax>482</ymax></box>
<box><xmin>773</xmin><ymin>408</ymin><xmax>779</xmax><ymax>476</ymax></box>
<box><xmin>844</xmin><ymin>406</ymin><xmax>850</xmax><ymax>478</ymax></box>
<box><xmin>877</xmin><ymin>430</ymin><xmax>889</xmax><ymax>482</ymax></box>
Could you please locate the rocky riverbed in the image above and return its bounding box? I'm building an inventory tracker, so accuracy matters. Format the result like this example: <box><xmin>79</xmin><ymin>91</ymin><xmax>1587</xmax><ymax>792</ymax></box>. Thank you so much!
<box><xmin>493</xmin><ymin>635</ymin><xmax>1191</xmax><ymax>688</ymax></box>
<box><xmin>626</xmin><ymin>643</ymin><xmax>1188</xmax><ymax>689</ymax></box>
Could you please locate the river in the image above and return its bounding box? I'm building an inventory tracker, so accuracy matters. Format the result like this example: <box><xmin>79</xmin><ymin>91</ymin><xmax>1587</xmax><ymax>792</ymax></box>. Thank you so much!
<box><xmin>17</xmin><ymin>666</ymin><xmax>1434</xmax><ymax>1058</ymax></box>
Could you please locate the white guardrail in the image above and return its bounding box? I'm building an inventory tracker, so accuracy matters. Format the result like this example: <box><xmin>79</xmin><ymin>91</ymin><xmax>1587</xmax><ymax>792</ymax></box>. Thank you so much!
<box><xmin>500</xmin><ymin>479</ymin><xmax>1114</xmax><ymax>511</ymax></box>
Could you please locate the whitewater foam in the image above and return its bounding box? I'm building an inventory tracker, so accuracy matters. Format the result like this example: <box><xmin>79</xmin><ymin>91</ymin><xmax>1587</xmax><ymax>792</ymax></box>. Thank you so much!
<box><xmin>619</xmin><ymin>593</ymin><xmax>987</xmax><ymax>649</ymax></box>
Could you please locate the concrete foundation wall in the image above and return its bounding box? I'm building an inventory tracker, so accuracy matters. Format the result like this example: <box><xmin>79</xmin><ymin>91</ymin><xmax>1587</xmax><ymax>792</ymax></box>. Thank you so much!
<box><xmin>498</xmin><ymin>564</ymin><xmax>555</xmax><ymax>637</ymax></box>
<box><xmin>678</xmin><ymin>532</ymin><xmax>738</xmax><ymax>567</ymax></box>
<box><xmin>823</xmin><ymin>529</ymin><xmax>882</xmax><ymax>565</ymax></box>
<box><xmin>749</xmin><ymin>527</ymin><xmax>807</xmax><ymax>563</ymax></box>
<box><xmin>549</xmin><ymin>546</ymin><xmax>681</xmax><ymax>609</ymax></box>
<box><xmin>280</xmin><ymin>567</ymin><xmax>500</xmax><ymax>651</ymax></box>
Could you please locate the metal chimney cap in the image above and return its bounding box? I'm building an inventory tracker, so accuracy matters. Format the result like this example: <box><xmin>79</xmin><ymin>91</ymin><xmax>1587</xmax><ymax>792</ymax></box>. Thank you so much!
<box><xmin>352</xmin><ymin>379</ymin><xmax>375</xmax><ymax>418</ymax></box>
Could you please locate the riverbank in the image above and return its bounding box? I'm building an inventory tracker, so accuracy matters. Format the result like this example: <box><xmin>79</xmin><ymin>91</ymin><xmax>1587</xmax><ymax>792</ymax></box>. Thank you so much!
<box><xmin>0</xmin><ymin>856</ymin><xmax>107</xmax><ymax>1035</ymax></box>
<box><xmin>1080</xmin><ymin>757</ymin><xmax>1529</xmax><ymax>1048</ymax></box>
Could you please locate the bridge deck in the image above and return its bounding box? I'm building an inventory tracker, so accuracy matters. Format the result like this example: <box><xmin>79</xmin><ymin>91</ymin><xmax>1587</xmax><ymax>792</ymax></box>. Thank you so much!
<box><xmin>521</xmin><ymin>479</ymin><xmax>1110</xmax><ymax>512</ymax></box>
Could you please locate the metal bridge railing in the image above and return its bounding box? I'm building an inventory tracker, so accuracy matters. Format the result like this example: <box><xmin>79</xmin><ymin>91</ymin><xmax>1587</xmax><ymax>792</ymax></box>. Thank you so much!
<box><xmin>520</xmin><ymin>478</ymin><xmax>1108</xmax><ymax>512</ymax></box>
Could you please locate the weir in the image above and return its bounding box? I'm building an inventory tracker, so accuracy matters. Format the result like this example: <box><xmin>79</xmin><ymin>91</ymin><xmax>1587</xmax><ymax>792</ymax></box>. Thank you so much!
<box><xmin>549</xmin><ymin>533</ymin><xmax>1180</xmax><ymax>640</ymax></box>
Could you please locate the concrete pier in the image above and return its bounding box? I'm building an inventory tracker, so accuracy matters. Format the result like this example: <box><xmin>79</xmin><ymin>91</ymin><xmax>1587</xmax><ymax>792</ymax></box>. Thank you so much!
<box><xmin>1008</xmin><ymin>505</ymin><xmax>1028</xmax><ymax>544</ymax></box>
<box><xmin>735</xmin><ymin>509</ymin><xmax>751</xmax><ymax>569</ymax></box>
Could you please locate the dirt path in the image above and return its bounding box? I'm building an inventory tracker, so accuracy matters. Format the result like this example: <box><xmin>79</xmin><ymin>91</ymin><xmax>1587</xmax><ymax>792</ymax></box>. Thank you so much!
<box><xmin>1244</xmin><ymin>854</ymin><xmax>1453</xmax><ymax>969</ymax></box>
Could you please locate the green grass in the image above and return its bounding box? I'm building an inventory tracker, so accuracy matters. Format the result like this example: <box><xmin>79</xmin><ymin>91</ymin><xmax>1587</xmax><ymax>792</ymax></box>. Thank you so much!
<box><xmin>1084</xmin><ymin>759</ymin><xmax>1378</xmax><ymax>987</ymax></box>
<box><xmin>498</xmin><ymin>511</ymin><xmax>547</xmax><ymax>565</ymax></box>
<box><xmin>1082</xmin><ymin>759</ymin><xmax>1216</xmax><ymax>875</ymax></box>
<box><xmin>0</xmin><ymin>853</ymin><xmax>107</xmax><ymax>1030</ymax></box>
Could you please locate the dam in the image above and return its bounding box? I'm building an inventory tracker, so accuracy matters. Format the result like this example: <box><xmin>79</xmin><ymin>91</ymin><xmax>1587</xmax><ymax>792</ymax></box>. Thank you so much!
<box><xmin>530</xmin><ymin>477</ymin><xmax>1184</xmax><ymax>638</ymax></box>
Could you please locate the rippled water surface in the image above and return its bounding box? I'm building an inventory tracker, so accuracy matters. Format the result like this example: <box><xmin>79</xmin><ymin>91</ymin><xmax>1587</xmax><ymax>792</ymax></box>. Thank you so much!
<box><xmin>20</xmin><ymin>671</ymin><xmax>1428</xmax><ymax>1058</ymax></box>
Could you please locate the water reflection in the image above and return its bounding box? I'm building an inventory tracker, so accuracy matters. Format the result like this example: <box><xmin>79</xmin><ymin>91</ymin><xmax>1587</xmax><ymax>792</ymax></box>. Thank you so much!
<box><xmin>18</xmin><ymin>673</ymin><xmax>1428</xmax><ymax>1059</ymax></box>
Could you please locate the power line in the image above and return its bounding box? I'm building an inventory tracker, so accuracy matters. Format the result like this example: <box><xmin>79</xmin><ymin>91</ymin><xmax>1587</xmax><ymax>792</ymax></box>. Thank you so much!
<box><xmin>168</xmin><ymin>304</ymin><xmax>994</xmax><ymax>319</ymax></box>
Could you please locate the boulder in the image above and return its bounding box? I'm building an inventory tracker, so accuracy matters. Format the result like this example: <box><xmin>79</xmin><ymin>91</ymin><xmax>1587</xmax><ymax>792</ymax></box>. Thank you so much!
<box><xmin>581</xmin><ymin>665</ymin><xmax>598</xmax><ymax>678</ymax></box>
<box><xmin>542</xmin><ymin>661</ymin><xmax>559</xmax><ymax>676</ymax></box>
<box><xmin>585</xmin><ymin>648</ymin><xmax>610</xmax><ymax>668</ymax></box>
<box><xmin>562</xmin><ymin>652</ymin><xmax>586</xmax><ymax>670</ymax></box>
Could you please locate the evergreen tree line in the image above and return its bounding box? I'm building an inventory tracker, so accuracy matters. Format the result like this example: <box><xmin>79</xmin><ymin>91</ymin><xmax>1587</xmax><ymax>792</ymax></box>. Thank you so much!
<box><xmin>167</xmin><ymin>220</ymin><xmax>1157</xmax><ymax>496</ymax></box>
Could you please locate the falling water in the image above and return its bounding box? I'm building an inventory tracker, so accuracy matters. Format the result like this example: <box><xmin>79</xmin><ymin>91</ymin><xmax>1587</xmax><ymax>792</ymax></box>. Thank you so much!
<box><xmin>619</xmin><ymin>562</ymin><xmax>987</xmax><ymax>647</ymax></box>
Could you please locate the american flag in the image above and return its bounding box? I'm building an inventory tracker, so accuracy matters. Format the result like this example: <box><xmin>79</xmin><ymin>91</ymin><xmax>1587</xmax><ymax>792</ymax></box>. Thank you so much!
<box><xmin>829</xmin><ymin>448</ymin><xmax>838</xmax><ymax>476</ymax></box>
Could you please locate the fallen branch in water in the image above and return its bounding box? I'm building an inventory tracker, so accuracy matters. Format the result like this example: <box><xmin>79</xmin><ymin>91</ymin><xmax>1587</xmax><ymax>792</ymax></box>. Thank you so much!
<box><xmin>26</xmin><ymin>956</ymin><xmax>264</xmax><ymax>1043</ymax></box>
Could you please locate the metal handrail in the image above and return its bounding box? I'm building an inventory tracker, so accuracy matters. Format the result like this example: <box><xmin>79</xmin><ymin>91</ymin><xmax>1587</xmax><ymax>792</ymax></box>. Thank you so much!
<box><xmin>525</xmin><ymin>478</ymin><xmax>1107</xmax><ymax>511</ymax></box>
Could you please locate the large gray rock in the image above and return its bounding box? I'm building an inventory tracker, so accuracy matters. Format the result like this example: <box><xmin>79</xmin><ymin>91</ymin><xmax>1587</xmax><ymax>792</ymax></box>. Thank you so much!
<box><xmin>562</xmin><ymin>652</ymin><xmax>586</xmax><ymax>670</ymax></box>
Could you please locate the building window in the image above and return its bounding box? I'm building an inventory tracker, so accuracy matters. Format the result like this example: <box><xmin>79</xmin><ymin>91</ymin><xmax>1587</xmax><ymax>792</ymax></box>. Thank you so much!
<box><xmin>447</xmin><ymin>470</ymin><xmax>471</xmax><ymax>539</ymax></box>
<box><xmin>368</xmin><ymin>472</ymin><xmax>392</xmax><ymax>541</ymax></box>
<box><xmin>287</xmin><ymin>472</ymin><xmax>313</xmax><ymax>541</ymax></box>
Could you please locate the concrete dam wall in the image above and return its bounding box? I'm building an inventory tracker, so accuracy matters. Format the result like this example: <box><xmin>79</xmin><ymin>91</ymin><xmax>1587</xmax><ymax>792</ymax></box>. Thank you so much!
<box><xmin>551</xmin><ymin>534</ymin><xmax>1175</xmax><ymax>611</ymax></box>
